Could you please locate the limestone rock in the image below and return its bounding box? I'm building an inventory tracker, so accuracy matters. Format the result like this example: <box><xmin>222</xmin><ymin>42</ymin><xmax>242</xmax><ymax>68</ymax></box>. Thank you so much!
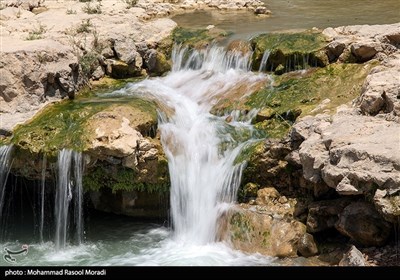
<box><xmin>220</xmin><ymin>205</ymin><xmax>316</xmax><ymax>258</ymax></box>
<box><xmin>0</xmin><ymin>2</ymin><xmax>177</xmax><ymax>133</ymax></box>
<box><xmin>339</xmin><ymin>245</ymin><xmax>367</xmax><ymax>266</ymax></box>
<box><xmin>373</xmin><ymin>189</ymin><xmax>400</xmax><ymax>223</ymax></box>
<box><xmin>356</xmin><ymin>60</ymin><xmax>400</xmax><ymax>117</ymax></box>
<box><xmin>114</xmin><ymin>39</ymin><xmax>139</xmax><ymax>65</ymax></box>
<box><xmin>295</xmin><ymin>112</ymin><xmax>400</xmax><ymax>197</ymax></box>
<box><xmin>227</xmin><ymin>40</ymin><xmax>252</xmax><ymax>55</ymax></box>
<box><xmin>85</xmin><ymin>105</ymin><xmax>156</xmax><ymax>161</ymax></box>
<box><xmin>335</xmin><ymin>202</ymin><xmax>392</xmax><ymax>246</ymax></box>
<box><xmin>143</xmin><ymin>49</ymin><xmax>171</xmax><ymax>75</ymax></box>
<box><xmin>297</xmin><ymin>233</ymin><xmax>319</xmax><ymax>257</ymax></box>
<box><xmin>321</xmin><ymin>114</ymin><xmax>400</xmax><ymax>193</ymax></box>
<box><xmin>351</xmin><ymin>42</ymin><xmax>382</xmax><ymax>62</ymax></box>
<box><xmin>323</xmin><ymin>23</ymin><xmax>400</xmax><ymax>64</ymax></box>
<box><xmin>0</xmin><ymin>42</ymin><xmax>83</xmax><ymax>133</ymax></box>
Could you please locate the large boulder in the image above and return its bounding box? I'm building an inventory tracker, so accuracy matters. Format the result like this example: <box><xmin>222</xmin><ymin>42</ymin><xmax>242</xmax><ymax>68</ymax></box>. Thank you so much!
<box><xmin>219</xmin><ymin>187</ymin><xmax>318</xmax><ymax>258</ymax></box>
<box><xmin>335</xmin><ymin>202</ymin><xmax>392</xmax><ymax>246</ymax></box>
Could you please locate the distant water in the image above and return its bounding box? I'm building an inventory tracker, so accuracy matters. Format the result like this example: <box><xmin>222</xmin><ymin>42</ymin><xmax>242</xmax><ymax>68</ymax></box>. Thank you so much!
<box><xmin>172</xmin><ymin>0</ymin><xmax>400</xmax><ymax>41</ymax></box>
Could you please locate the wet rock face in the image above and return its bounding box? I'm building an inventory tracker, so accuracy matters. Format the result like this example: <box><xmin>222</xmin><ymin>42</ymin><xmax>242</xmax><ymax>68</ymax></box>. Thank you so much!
<box><xmin>219</xmin><ymin>187</ymin><xmax>318</xmax><ymax>258</ymax></box>
<box><xmin>89</xmin><ymin>188</ymin><xmax>168</xmax><ymax>219</ymax></box>
<box><xmin>251</xmin><ymin>31</ymin><xmax>329</xmax><ymax>74</ymax></box>
<box><xmin>335</xmin><ymin>202</ymin><xmax>392</xmax><ymax>246</ymax></box>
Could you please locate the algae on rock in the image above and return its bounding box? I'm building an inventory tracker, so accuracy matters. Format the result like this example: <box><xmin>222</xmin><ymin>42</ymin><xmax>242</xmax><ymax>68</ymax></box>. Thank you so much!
<box><xmin>251</xmin><ymin>31</ymin><xmax>329</xmax><ymax>73</ymax></box>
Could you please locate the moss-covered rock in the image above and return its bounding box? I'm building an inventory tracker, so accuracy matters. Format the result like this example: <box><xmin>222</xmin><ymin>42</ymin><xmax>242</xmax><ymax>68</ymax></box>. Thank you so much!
<box><xmin>219</xmin><ymin>201</ymin><xmax>318</xmax><ymax>258</ymax></box>
<box><xmin>251</xmin><ymin>31</ymin><xmax>329</xmax><ymax>73</ymax></box>
<box><xmin>246</xmin><ymin>62</ymin><xmax>377</xmax><ymax>138</ymax></box>
<box><xmin>174</xmin><ymin>26</ymin><xmax>230</xmax><ymax>47</ymax></box>
<box><xmin>82</xmin><ymin>164</ymin><xmax>168</xmax><ymax>194</ymax></box>
<box><xmin>8</xmin><ymin>79</ymin><xmax>169</xmax><ymax>195</ymax></box>
<box><xmin>107</xmin><ymin>60</ymin><xmax>143</xmax><ymax>79</ymax></box>
<box><xmin>11</xmin><ymin>93</ymin><xmax>156</xmax><ymax>157</ymax></box>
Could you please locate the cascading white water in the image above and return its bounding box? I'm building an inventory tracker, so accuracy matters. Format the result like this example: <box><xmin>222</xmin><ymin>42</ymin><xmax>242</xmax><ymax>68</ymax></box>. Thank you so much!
<box><xmin>0</xmin><ymin>145</ymin><xmax>13</xmax><ymax>222</ymax></box>
<box><xmin>54</xmin><ymin>149</ymin><xmax>84</xmax><ymax>250</ymax></box>
<box><xmin>39</xmin><ymin>154</ymin><xmax>47</xmax><ymax>243</ymax></box>
<box><xmin>112</xmin><ymin>45</ymin><xmax>267</xmax><ymax>244</ymax></box>
<box><xmin>73</xmin><ymin>152</ymin><xmax>83</xmax><ymax>245</ymax></box>
<box><xmin>259</xmin><ymin>50</ymin><xmax>270</xmax><ymax>72</ymax></box>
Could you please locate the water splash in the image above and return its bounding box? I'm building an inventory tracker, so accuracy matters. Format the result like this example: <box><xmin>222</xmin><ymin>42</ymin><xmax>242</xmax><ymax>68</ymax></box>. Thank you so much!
<box><xmin>111</xmin><ymin>45</ymin><xmax>267</xmax><ymax>244</ymax></box>
<box><xmin>0</xmin><ymin>145</ymin><xmax>13</xmax><ymax>222</ymax></box>
<box><xmin>54</xmin><ymin>149</ymin><xmax>84</xmax><ymax>250</ymax></box>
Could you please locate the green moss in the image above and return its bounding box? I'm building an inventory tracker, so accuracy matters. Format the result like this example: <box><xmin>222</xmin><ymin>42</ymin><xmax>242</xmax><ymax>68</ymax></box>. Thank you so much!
<box><xmin>10</xmin><ymin>81</ymin><xmax>157</xmax><ymax>156</ymax></box>
<box><xmin>233</xmin><ymin>140</ymin><xmax>265</xmax><ymax>165</ymax></box>
<box><xmin>11</xmin><ymin>100</ymin><xmax>103</xmax><ymax>156</ymax></box>
<box><xmin>245</xmin><ymin>62</ymin><xmax>376</xmax><ymax>138</ymax></box>
<box><xmin>238</xmin><ymin>182</ymin><xmax>259</xmax><ymax>201</ymax></box>
<box><xmin>171</xmin><ymin>27</ymin><xmax>231</xmax><ymax>49</ymax></box>
<box><xmin>230</xmin><ymin>212</ymin><xmax>252</xmax><ymax>242</ymax></box>
<box><xmin>254</xmin><ymin>118</ymin><xmax>291</xmax><ymax>139</ymax></box>
<box><xmin>83</xmin><ymin>165</ymin><xmax>169</xmax><ymax>193</ymax></box>
<box><xmin>261</xmin><ymin>231</ymin><xmax>271</xmax><ymax>247</ymax></box>
<box><xmin>251</xmin><ymin>31</ymin><xmax>329</xmax><ymax>73</ymax></box>
<box><xmin>86</xmin><ymin>76</ymin><xmax>145</xmax><ymax>96</ymax></box>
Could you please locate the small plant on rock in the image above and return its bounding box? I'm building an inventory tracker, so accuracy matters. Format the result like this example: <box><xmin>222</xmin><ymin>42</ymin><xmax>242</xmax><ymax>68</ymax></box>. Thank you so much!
<box><xmin>66</xmin><ymin>8</ymin><xmax>77</xmax><ymax>14</ymax></box>
<box><xmin>124</xmin><ymin>0</ymin><xmax>137</xmax><ymax>9</ymax></box>
<box><xmin>25</xmin><ymin>22</ymin><xmax>47</xmax><ymax>40</ymax></box>
<box><xmin>76</xmin><ymin>19</ymin><xmax>93</xmax><ymax>33</ymax></box>
<box><xmin>82</xmin><ymin>2</ymin><xmax>102</xmax><ymax>14</ymax></box>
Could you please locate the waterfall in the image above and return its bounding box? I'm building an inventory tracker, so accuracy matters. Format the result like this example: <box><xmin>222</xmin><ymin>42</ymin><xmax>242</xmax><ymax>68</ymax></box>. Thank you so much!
<box><xmin>54</xmin><ymin>149</ymin><xmax>84</xmax><ymax>250</ymax></box>
<box><xmin>39</xmin><ymin>154</ymin><xmax>46</xmax><ymax>243</ymax></box>
<box><xmin>0</xmin><ymin>145</ymin><xmax>13</xmax><ymax>222</ymax></box>
<box><xmin>259</xmin><ymin>50</ymin><xmax>270</xmax><ymax>72</ymax></box>
<box><xmin>112</xmin><ymin>45</ymin><xmax>267</xmax><ymax>244</ymax></box>
<box><xmin>73</xmin><ymin>152</ymin><xmax>83</xmax><ymax>245</ymax></box>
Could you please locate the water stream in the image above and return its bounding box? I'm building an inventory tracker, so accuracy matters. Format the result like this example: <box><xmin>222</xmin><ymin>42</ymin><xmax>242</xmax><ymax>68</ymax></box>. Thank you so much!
<box><xmin>0</xmin><ymin>45</ymin><xmax>279</xmax><ymax>266</ymax></box>
<box><xmin>54</xmin><ymin>149</ymin><xmax>84</xmax><ymax>250</ymax></box>
<box><xmin>120</xmin><ymin>45</ymin><xmax>266</xmax><ymax>244</ymax></box>
<box><xmin>0</xmin><ymin>145</ymin><xmax>13</xmax><ymax>225</ymax></box>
